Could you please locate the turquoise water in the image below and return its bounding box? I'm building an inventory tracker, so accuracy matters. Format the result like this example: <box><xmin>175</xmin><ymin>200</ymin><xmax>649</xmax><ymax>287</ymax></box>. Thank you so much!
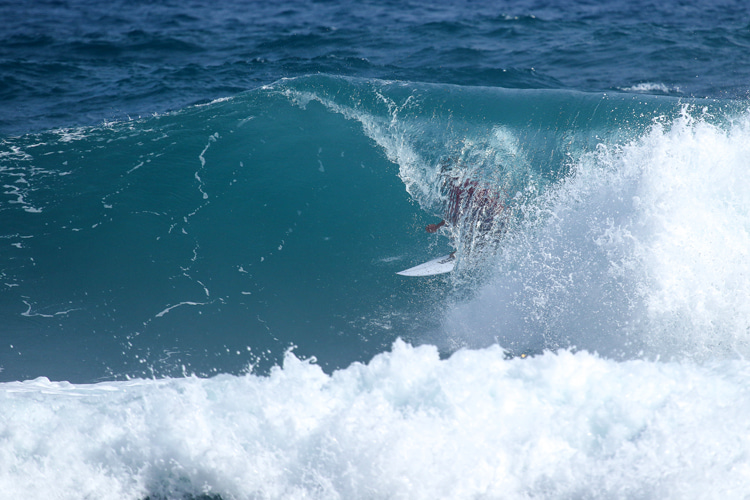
<box><xmin>1</xmin><ymin>76</ymin><xmax>698</xmax><ymax>381</ymax></box>
<box><xmin>3</xmin><ymin>1</ymin><xmax>750</xmax><ymax>498</ymax></box>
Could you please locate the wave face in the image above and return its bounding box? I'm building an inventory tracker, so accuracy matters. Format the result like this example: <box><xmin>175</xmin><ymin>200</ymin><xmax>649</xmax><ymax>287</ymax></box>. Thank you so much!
<box><xmin>3</xmin><ymin>75</ymin><xmax>750</xmax><ymax>497</ymax></box>
<box><xmin>4</xmin><ymin>76</ymin><xmax>747</xmax><ymax>379</ymax></box>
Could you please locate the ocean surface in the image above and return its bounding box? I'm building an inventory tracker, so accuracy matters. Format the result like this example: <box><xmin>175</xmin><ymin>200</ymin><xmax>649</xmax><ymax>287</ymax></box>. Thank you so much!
<box><xmin>3</xmin><ymin>0</ymin><xmax>750</xmax><ymax>498</ymax></box>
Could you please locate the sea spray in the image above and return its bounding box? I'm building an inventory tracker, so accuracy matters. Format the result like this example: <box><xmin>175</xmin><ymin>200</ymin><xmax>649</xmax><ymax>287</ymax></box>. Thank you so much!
<box><xmin>442</xmin><ymin>107</ymin><xmax>750</xmax><ymax>361</ymax></box>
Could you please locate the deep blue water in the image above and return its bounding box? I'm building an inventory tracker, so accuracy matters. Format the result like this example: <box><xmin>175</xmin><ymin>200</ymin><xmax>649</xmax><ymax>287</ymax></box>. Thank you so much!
<box><xmin>3</xmin><ymin>1</ymin><xmax>750</xmax><ymax>498</ymax></box>
<box><xmin>3</xmin><ymin>0</ymin><xmax>750</xmax><ymax>135</ymax></box>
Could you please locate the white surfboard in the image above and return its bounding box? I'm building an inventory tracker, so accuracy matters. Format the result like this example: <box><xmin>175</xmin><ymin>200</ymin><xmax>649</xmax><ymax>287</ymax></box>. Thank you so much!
<box><xmin>396</xmin><ymin>254</ymin><xmax>455</xmax><ymax>277</ymax></box>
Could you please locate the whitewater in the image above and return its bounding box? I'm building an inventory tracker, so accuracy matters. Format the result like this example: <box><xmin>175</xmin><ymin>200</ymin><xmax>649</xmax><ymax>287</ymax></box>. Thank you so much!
<box><xmin>3</xmin><ymin>342</ymin><xmax>750</xmax><ymax>500</ymax></box>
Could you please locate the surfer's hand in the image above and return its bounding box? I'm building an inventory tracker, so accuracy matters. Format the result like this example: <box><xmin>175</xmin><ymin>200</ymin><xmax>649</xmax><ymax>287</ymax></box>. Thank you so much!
<box><xmin>426</xmin><ymin>221</ymin><xmax>445</xmax><ymax>233</ymax></box>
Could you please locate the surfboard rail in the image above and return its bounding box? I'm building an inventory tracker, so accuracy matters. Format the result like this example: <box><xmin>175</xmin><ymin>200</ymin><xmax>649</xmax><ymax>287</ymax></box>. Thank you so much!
<box><xmin>396</xmin><ymin>254</ymin><xmax>455</xmax><ymax>276</ymax></box>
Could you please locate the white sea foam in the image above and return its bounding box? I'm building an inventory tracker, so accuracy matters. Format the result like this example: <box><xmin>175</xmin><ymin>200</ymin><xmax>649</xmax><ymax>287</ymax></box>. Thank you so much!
<box><xmin>2</xmin><ymin>340</ymin><xmax>750</xmax><ymax>499</ymax></box>
<box><xmin>443</xmin><ymin>108</ymin><xmax>750</xmax><ymax>360</ymax></box>
<box><xmin>620</xmin><ymin>82</ymin><xmax>682</xmax><ymax>94</ymax></box>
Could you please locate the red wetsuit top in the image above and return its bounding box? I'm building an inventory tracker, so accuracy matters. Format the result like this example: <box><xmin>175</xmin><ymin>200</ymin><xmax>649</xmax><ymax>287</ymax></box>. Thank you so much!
<box><xmin>445</xmin><ymin>179</ymin><xmax>504</xmax><ymax>228</ymax></box>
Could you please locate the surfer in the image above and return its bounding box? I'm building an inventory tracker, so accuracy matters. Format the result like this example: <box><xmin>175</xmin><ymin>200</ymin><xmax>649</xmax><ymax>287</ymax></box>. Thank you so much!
<box><xmin>425</xmin><ymin>177</ymin><xmax>505</xmax><ymax>235</ymax></box>
<box><xmin>397</xmin><ymin>171</ymin><xmax>506</xmax><ymax>276</ymax></box>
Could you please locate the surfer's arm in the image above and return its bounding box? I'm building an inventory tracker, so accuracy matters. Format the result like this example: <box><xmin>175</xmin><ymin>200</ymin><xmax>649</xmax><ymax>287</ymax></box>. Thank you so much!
<box><xmin>426</xmin><ymin>220</ymin><xmax>446</xmax><ymax>233</ymax></box>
